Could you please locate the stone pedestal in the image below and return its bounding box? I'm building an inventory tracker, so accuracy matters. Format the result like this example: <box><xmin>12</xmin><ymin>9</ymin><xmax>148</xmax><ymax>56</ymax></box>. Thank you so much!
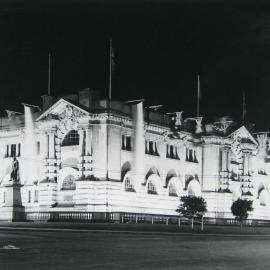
<box><xmin>0</xmin><ymin>182</ymin><xmax>25</xmax><ymax>221</ymax></box>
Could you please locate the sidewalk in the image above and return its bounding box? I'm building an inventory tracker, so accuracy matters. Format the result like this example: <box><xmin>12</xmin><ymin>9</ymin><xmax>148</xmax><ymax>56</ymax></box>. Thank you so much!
<box><xmin>0</xmin><ymin>221</ymin><xmax>270</xmax><ymax>236</ymax></box>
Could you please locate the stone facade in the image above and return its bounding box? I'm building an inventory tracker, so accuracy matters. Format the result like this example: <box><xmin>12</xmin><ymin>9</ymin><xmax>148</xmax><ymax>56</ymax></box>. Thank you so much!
<box><xmin>0</xmin><ymin>89</ymin><xmax>270</xmax><ymax>222</ymax></box>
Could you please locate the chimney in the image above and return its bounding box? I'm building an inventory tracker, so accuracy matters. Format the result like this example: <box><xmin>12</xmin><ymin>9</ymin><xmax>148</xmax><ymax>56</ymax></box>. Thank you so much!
<box><xmin>41</xmin><ymin>95</ymin><xmax>53</xmax><ymax>112</ymax></box>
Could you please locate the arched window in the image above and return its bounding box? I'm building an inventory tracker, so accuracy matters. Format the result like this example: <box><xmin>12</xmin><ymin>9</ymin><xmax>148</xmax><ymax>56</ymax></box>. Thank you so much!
<box><xmin>62</xmin><ymin>175</ymin><xmax>76</xmax><ymax>190</ymax></box>
<box><xmin>125</xmin><ymin>177</ymin><xmax>135</xmax><ymax>192</ymax></box>
<box><xmin>62</xmin><ymin>130</ymin><xmax>79</xmax><ymax>146</ymax></box>
<box><xmin>148</xmin><ymin>181</ymin><xmax>157</xmax><ymax>195</ymax></box>
<box><xmin>187</xmin><ymin>180</ymin><xmax>201</xmax><ymax>197</ymax></box>
<box><xmin>168</xmin><ymin>183</ymin><xmax>177</xmax><ymax>197</ymax></box>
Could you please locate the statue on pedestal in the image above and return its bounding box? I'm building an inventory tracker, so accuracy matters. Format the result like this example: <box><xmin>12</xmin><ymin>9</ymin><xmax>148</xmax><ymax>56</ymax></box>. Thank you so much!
<box><xmin>10</xmin><ymin>157</ymin><xmax>19</xmax><ymax>182</ymax></box>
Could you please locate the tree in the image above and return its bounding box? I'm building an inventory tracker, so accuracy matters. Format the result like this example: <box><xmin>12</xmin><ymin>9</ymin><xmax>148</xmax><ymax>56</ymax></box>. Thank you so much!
<box><xmin>231</xmin><ymin>199</ymin><xmax>253</xmax><ymax>227</ymax></box>
<box><xmin>177</xmin><ymin>196</ymin><xmax>207</xmax><ymax>230</ymax></box>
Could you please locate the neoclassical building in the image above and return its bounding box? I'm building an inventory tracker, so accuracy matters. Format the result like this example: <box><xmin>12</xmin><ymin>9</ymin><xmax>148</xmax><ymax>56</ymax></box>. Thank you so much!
<box><xmin>0</xmin><ymin>88</ymin><xmax>270</xmax><ymax>223</ymax></box>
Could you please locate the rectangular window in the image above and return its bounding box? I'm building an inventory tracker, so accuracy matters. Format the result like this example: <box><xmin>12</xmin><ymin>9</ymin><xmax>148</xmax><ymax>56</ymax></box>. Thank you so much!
<box><xmin>36</xmin><ymin>141</ymin><xmax>40</xmax><ymax>155</ymax></box>
<box><xmin>194</xmin><ymin>151</ymin><xmax>198</xmax><ymax>163</ymax></box>
<box><xmin>149</xmin><ymin>141</ymin><xmax>154</xmax><ymax>155</ymax></box>
<box><xmin>170</xmin><ymin>145</ymin><xmax>174</xmax><ymax>157</ymax></box>
<box><xmin>3</xmin><ymin>192</ymin><xmax>5</xmax><ymax>203</ymax></box>
<box><xmin>17</xmin><ymin>143</ymin><xmax>21</xmax><ymax>157</ymax></box>
<box><xmin>126</xmin><ymin>136</ymin><xmax>131</xmax><ymax>151</ymax></box>
<box><xmin>121</xmin><ymin>135</ymin><xmax>125</xmax><ymax>149</ymax></box>
<box><xmin>145</xmin><ymin>140</ymin><xmax>159</xmax><ymax>156</ymax></box>
<box><xmin>6</xmin><ymin>145</ymin><xmax>9</xmax><ymax>157</ymax></box>
<box><xmin>28</xmin><ymin>190</ymin><xmax>31</xmax><ymax>203</ymax></box>
<box><xmin>10</xmin><ymin>144</ymin><xmax>16</xmax><ymax>158</ymax></box>
<box><xmin>166</xmin><ymin>144</ymin><xmax>179</xmax><ymax>160</ymax></box>
<box><xmin>34</xmin><ymin>190</ymin><xmax>39</xmax><ymax>202</ymax></box>
<box><xmin>186</xmin><ymin>148</ymin><xmax>198</xmax><ymax>163</ymax></box>
<box><xmin>122</xmin><ymin>135</ymin><xmax>132</xmax><ymax>151</ymax></box>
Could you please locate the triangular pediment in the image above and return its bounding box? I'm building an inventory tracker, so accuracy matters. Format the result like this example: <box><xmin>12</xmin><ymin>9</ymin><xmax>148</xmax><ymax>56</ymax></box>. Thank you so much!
<box><xmin>36</xmin><ymin>99</ymin><xmax>89</xmax><ymax>122</ymax></box>
<box><xmin>227</xmin><ymin>126</ymin><xmax>258</xmax><ymax>145</ymax></box>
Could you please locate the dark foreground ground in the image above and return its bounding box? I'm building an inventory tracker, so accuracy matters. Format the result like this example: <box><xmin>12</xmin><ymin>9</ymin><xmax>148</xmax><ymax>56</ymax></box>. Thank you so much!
<box><xmin>0</xmin><ymin>223</ymin><xmax>270</xmax><ymax>270</ymax></box>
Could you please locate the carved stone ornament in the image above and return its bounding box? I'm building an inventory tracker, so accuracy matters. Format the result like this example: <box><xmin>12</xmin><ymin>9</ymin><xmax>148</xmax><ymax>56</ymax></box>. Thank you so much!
<box><xmin>231</xmin><ymin>135</ymin><xmax>242</xmax><ymax>161</ymax></box>
<box><xmin>194</xmin><ymin>117</ymin><xmax>203</xmax><ymax>133</ymax></box>
<box><xmin>257</xmin><ymin>134</ymin><xmax>268</xmax><ymax>147</ymax></box>
<box><xmin>267</xmin><ymin>139</ymin><xmax>270</xmax><ymax>151</ymax></box>
<box><xmin>213</xmin><ymin>121</ymin><xmax>232</xmax><ymax>133</ymax></box>
<box><xmin>172</xmin><ymin>111</ymin><xmax>184</xmax><ymax>127</ymax></box>
<box><xmin>162</xmin><ymin>131</ymin><xmax>188</xmax><ymax>145</ymax></box>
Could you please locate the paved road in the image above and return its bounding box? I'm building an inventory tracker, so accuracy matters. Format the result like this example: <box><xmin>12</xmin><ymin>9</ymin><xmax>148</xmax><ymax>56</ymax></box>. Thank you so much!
<box><xmin>0</xmin><ymin>228</ymin><xmax>270</xmax><ymax>270</ymax></box>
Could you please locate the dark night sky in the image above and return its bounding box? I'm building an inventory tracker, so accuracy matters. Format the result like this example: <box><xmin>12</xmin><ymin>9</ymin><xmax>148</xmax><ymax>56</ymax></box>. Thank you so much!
<box><xmin>1</xmin><ymin>0</ymin><xmax>270</xmax><ymax>130</ymax></box>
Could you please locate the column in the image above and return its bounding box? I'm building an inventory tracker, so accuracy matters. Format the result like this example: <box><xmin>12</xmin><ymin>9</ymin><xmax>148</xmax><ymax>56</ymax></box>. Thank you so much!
<box><xmin>48</xmin><ymin>132</ymin><xmax>55</xmax><ymax>159</ymax></box>
<box><xmin>122</xmin><ymin>135</ymin><xmax>126</xmax><ymax>149</ymax></box>
<box><xmin>221</xmin><ymin>149</ymin><xmax>227</xmax><ymax>171</ymax></box>
<box><xmin>6</xmin><ymin>145</ymin><xmax>9</xmax><ymax>157</ymax></box>
<box><xmin>78</xmin><ymin>128</ymin><xmax>85</xmax><ymax>156</ymax></box>
<box><xmin>227</xmin><ymin>150</ymin><xmax>231</xmax><ymax>172</ymax></box>
<box><xmin>243</xmin><ymin>152</ymin><xmax>248</xmax><ymax>175</ymax></box>
<box><xmin>249</xmin><ymin>154</ymin><xmax>253</xmax><ymax>174</ymax></box>
<box><xmin>247</xmin><ymin>153</ymin><xmax>251</xmax><ymax>175</ymax></box>
<box><xmin>42</xmin><ymin>132</ymin><xmax>49</xmax><ymax>159</ymax></box>
<box><xmin>146</xmin><ymin>140</ymin><xmax>149</xmax><ymax>153</ymax></box>
<box><xmin>85</xmin><ymin>128</ymin><xmax>90</xmax><ymax>155</ymax></box>
<box><xmin>16</xmin><ymin>143</ymin><xmax>20</xmax><ymax>157</ymax></box>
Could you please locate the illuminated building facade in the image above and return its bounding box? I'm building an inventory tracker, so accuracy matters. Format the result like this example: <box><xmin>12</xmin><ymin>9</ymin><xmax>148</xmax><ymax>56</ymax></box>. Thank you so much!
<box><xmin>0</xmin><ymin>88</ymin><xmax>270</xmax><ymax>223</ymax></box>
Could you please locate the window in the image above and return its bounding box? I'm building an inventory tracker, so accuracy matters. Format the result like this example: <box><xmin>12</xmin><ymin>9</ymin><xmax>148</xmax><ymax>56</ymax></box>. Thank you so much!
<box><xmin>166</xmin><ymin>144</ymin><xmax>179</xmax><ymax>159</ymax></box>
<box><xmin>3</xmin><ymin>192</ymin><xmax>5</xmax><ymax>203</ymax></box>
<box><xmin>168</xmin><ymin>183</ymin><xmax>178</xmax><ymax>197</ymax></box>
<box><xmin>36</xmin><ymin>141</ymin><xmax>40</xmax><ymax>155</ymax></box>
<box><xmin>34</xmin><ymin>190</ymin><xmax>39</xmax><ymax>202</ymax></box>
<box><xmin>28</xmin><ymin>190</ymin><xmax>31</xmax><ymax>203</ymax></box>
<box><xmin>62</xmin><ymin>175</ymin><xmax>76</xmax><ymax>190</ymax></box>
<box><xmin>18</xmin><ymin>143</ymin><xmax>21</xmax><ymax>157</ymax></box>
<box><xmin>5</xmin><ymin>143</ymin><xmax>20</xmax><ymax>158</ymax></box>
<box><xmin>122</xmin><ymin>135</ymin><xmax>132</xmax><ymax>151</ymax></box>
<box><xmin>186</xmin><ymin>148</ymin><xmax>198</xmax><ymax>163</ymax></box>
<box><xmin>148</xmin><ymin>181</ymin><xmax>157</xmax><ymax>194</ymax></box>
<box><xmin>6</xmin><ymin>145</ymin><xmax>9</xmax><ymax>157</ymax></box>
<box><xmin>125</xmin><ymin>177</ymin><xmax>135</xmax><ymax>192</ymax></box>
<box><xmin>145</xmin><ymin>140</ymin><xmax>159</xmax><ymax>156</ymax></box>
<box><xmin>11</xmin><ymin>144</ymin><xmax>16</xmax><ymax>157</ymax></box>
<box><xmin>62</xmin><ymin>130</ymin><xmax>79</xmax><ymax>146</ymax></box>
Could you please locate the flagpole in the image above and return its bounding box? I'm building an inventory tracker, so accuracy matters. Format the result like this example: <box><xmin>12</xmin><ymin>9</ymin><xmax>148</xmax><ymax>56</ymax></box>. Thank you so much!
<box><xmin>109</xmin><ymin>39</ymin><xmax>112</xmax><ymax>101</ymax></box>
<box><xmin>106</xmin><ymin>40</ymin><xmax>112</xmax><ymax>219</ymax></box>
<box><xmin>48</xmin><ymin>52</ymin><xmax>51</xmax><ymax>96</ymax></box>
<box><xmin>242</xmin><ymin>91</ymin><xmax>246</xmax><ymax>123</ymax></box>
<box><xmin>197</xmin><ymin>74</ymin><xmax>200</xmax><ymax>117</ymax></box>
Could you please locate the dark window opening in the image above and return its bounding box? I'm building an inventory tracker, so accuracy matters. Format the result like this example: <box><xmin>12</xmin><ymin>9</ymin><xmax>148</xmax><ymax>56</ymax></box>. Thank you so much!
<box><xmin>146</xmin><ymin>140</ymin><xmax>159</xmax><ymax>156</ymax></box>
<box><xmin>167</xmin><ymin>144</ymin><xmax>179</xmax><ymax>160</ymax></box>
<box><xmin>10</xmin><ymin>144</ymin><xmax>16</xmax><ymax>158</ymax></box>
<box><xmin>126</xmin><ymin>136</ymin><xmax>131</xmax><ymax>151</ymax></box>
<box><xmin>6</xmin><ymin>145</ymin><xmax>9</xmax><ymax>157</ymax></box>
<box><xmin>17</xmin><ymin>144</ymin><xmax>21</xmax><ymax>157</ymax></box>
<box><xmin>62</xmin><ymin>130</ymin><xmax>79</xmax><ymax>146</ymax></box>
<box><xmin>122</xmin><ymin>135</ymin><xmax>132</xmax><ymax>151</ymax></box>
<box><xmin>36</xmin><ymin>141</ymin><xmax>40</xmax><ymax>155</ymax></box>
